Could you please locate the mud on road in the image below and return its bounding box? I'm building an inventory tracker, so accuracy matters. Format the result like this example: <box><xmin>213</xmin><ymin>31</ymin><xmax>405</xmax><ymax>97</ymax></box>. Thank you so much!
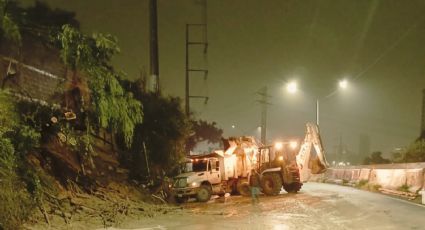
<box><xmin>118</xmin><ymin>183</ymin><xmax>424</xmax><ymax>230</ymax></box>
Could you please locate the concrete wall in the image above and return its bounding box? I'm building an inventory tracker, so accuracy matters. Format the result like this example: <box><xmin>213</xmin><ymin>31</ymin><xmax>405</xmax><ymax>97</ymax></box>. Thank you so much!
<box><xmin>312</xmin><ymin>163</ymin><xmax>425</xmax><ymax>193</ymax></box>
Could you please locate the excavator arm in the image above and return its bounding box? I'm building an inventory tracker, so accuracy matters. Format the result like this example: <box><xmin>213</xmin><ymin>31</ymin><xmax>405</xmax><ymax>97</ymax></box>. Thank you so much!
<box><xmin>295</xmin><ymin>123</ymin><xmax>329</xmax><ymax>182</ymax></box>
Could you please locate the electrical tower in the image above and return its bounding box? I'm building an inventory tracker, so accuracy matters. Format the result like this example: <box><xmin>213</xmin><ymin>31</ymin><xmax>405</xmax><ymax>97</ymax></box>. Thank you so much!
<box><xmin>185</xmin><ymin>0</ymin><xmax>209</xmax><ymax>116</ymax></box>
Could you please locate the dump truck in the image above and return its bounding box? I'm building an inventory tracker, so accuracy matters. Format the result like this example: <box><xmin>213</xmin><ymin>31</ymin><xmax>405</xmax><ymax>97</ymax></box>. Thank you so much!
<box><xmin>172</xmin><ymin>136</ymin><xmax>258</xmax><ymax>203</ymax></box>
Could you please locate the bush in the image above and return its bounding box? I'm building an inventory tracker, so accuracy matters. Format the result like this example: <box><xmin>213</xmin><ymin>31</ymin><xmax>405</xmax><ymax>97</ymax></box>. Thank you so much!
<box><xmin>0</xmin><ymin>136</ymin><xmax>35</xmax><ymax>230</ymax></box>
<box><xmin>356</xmin><ymin>179</ymin><xmax>368</xmax><ymax>188</ymax></box>
<box><xmin>398</xmin><ymin>184</ymin><xmax>410</xmax><ymax>193</ymax></box>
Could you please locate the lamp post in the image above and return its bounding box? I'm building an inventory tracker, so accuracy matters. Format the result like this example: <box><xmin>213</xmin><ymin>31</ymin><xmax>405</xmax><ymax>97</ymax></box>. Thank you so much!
<box><xmin>285</xmin><ymin>79</ymin><xmax>348</xmax><ymax>127</ymax></box>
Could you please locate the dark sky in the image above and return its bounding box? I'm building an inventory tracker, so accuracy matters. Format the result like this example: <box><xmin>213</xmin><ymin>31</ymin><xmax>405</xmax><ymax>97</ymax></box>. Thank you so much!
<box><xmin>22</xmin><ymin>0</ymin><xmax>425</xmax><ymax>160</ymax></box>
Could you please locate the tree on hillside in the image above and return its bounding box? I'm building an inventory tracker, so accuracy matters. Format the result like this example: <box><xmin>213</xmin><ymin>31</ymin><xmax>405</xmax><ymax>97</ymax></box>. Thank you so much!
<box><xmin>186</xmin><ymin>120</ymin><xmax>223</xmax><ymax>151</ymax></box>
<box><xmin>57</xmin><ymin>25</ymin><xmax>143</xmax><ymax>147</ymax></box>
<box><xmin>120</xmin><ymin>79</ymin><xmax>191</xmax><ymax>178</ymax></box>
<box><xmin>392</xmin><ymin>140</ymin><xmax>425</xmax><ymax>163</ymax></box>
<box><xmin>0</xmin><ymin>0</ymin><xmax>21</xmax><ymax>43</ymax></box>
<box><xmin>363</xmin><ymin>151</ymin><xmax>391</xmax><ymax>165</ymax></box>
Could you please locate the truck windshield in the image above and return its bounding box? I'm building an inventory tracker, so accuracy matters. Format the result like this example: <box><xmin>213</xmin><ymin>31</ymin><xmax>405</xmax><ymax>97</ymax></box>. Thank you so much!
<box><xmin>192</xmin><ymin>160</ymin><xmax>208</xmax><ymax>172</ymax></box>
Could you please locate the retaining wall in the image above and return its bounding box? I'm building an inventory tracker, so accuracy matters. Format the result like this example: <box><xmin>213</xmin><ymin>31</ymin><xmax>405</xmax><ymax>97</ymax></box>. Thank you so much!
<box><xmin>311</xmin><ymin>163</ymin><xmax>425</xmax><ymax>193</ymax></box>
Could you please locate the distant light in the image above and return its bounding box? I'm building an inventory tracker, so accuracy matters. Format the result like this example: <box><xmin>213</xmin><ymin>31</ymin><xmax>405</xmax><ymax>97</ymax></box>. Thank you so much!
<box><xmin>286</xmin><ymin>81</ymin><xmax>297</xmax><ymax>94</ymax></box>
<box><xmin>289</xmin><ymin>141</ymin><xmax>298</xmax><ymax>149</ymax></box>
<box><xmin>274</xmin><ymin>142</ymin><xmax>283</xmax><ymax>150</ymax></box>
<box><xmin>278</xmin><ymin>156</ymin><xmax>284</xmax><ymax>161</ymax></box>
<box><xmin>339</xmin><ymin>79</ymin><xmax>348</xmax><ymax>89</ymax></box>
<box><xmin>231</xmin><ymin>125</ymin><xmax>235</xmax><ymax>129</ymax></box>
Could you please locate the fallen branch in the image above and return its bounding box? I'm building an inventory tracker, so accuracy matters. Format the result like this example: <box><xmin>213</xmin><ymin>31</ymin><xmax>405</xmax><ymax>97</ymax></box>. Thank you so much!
<box><xmin>38</xmin><ymin>202</ymin><xmax>50</xmax><ymax>226</ymax></box>
<box><xmin>151</xmin><ymin>194</ymin><xmax>166</xmax><ymax>204</ymax></box>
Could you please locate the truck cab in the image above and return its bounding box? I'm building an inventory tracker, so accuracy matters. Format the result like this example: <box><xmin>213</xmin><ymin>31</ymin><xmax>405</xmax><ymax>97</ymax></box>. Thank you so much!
<box><xmin>172</xmin><ymin>153</ymin><xmax>222</xmax><ymax>202</ymax></box>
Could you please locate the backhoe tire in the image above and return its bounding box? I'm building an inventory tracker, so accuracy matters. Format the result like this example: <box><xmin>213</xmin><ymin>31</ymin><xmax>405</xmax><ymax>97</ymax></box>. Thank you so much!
<box><xmin>283</xmin><ymin>182</ymin><xmax>303</xmax><ymax>193</ymax></box>
<box><xmin>196</xmin><ymin>185</ymin><xmax>212</xmax><ymax>202</ymax></box>
<box><xmin>261</xmin><ymin>173</ymin><xmax>282</xmax><ymax>196</ymax></box>
<box><xmin>236</xmin><ymin>181</ymin><xmax>250</xmax><ymax>196</ymax></box>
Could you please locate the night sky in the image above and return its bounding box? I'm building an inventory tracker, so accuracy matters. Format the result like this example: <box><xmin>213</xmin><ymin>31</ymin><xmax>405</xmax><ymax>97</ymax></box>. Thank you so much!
<box><xmin>21</xmin><ymin>0</ymin><xmax>425</xmax><ymax>161</ymax></box>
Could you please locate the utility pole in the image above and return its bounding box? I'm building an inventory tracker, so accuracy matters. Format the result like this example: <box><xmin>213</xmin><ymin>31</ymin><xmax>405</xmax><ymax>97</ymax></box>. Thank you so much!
<box><xmin>185</xmin><ymin>0</ymin><xmax>209</xmax><ymax>116</ymax></box>
<box><xmin>420</xmin><ymin>89</ymin><xmax>425</xmax><ymax>139</ymax></box>
<box><xmin>257</xmin><ymin>86</ymin><xmax>271</xmax><ymax>145</ymax></box>
<box><xmin>149</xmin><ymin>0</ymin><xmax>160</xmax><ymax>94</ymax></box>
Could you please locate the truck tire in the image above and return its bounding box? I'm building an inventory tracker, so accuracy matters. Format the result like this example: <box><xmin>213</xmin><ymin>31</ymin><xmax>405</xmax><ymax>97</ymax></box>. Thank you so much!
<box><xmin>236</xmin><ymin>181</ymin><xmax>250</xmax><ymax>196</ymax></box>
<box><xmin>283</xmin><ymin>164</ymin><xmax>302</xmax><ymax>193</ymax></box>
<box><xmin>283</xmin><ymin>182</ymin><xmax>303</xmax><ymax>193</ymax></box>
<box><xmin>261</xmin><ymin>173</ymin><xmax>282</xmax><ymax>196</ymax></box>
<box><xmin>196</xmin><ymin>185</ymin><xmax>212</xmax><ymax>202</ymax></box>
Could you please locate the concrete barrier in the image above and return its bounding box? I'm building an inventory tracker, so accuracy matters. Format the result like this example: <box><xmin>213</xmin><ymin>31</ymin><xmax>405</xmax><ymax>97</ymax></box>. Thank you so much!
<box><xmin>373</xmin><ymin>169</ymin><xmax>394</xmax><ymax>188</ymax></box>
<box><xmin>335</xmin><ymin>169</ymin><xmax>345</xmax><ymax>180</ymax></box>
<box><xmin>388</xmin><ymin>169</ymin><xmax>406</xmax><ymax>190</ymax></box>
<box><xmin>359</xmin><ymin>169</ymin><xmax>371</xmax><ymax>181</ymax></box>
<box><xmin>343</xmin><ymin>169</ymin><xmax>353</xmax><ymax>181</ymax></box>
<box><xmin>320</xmin><ymin>164</ymin><xmax>425</xmax><ymax>194</ymax></box>
<box><xmin>406</xmin><ymin>168</ymin><xmax>424</xmax><ymax>192</ymax></box>
<box><xmin>351</xmin><ymin>169</ymin><xmax>360</xmax><ymax>182</ymax></box>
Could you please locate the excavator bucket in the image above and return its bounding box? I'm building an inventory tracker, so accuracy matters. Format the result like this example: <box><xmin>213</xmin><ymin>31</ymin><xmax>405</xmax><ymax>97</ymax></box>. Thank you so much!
<box><xmin>296</xmin><ymin>123</ymin><xmax>329</xmax><ymax>182</ymax></box>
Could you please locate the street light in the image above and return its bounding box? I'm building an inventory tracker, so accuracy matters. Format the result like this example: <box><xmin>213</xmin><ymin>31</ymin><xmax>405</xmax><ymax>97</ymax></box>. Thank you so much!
<box><xmin>339</xmin><ymin>79</ymin><xmax>348</xmax><ymax>89</ymax></box>
<box><xmin>286</xmin><ymin>81</ymin><xmax>297</xmax><ymax>94</ymax></box>
<box><xmin>316</xmin><ymin>79</ymin><xmax>349</xmax><ymax>126</ymax></box>
<box><xmin>286</xmin><ymin>79</ymin><xmax>349</xmax><ymax>126</ymax></box>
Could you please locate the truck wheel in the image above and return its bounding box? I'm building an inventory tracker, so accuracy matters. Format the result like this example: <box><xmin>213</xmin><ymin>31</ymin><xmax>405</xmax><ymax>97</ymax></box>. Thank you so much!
<box><xmin>261</xmin><ymin>173</ymin><xmax>282</xmax><ymax>196</ymax></box>
<box><xmin>196</xmin><ymin>185</ymin><xmax>212</xmax><ymax>202</ymax></box>
<box><xmin>236</xmin><ymin>181</ymin><xmax>250</xmax><ymax>196</ymax></box>
<box><xmin>283</xmin><ymin>182</ymin><xmax>303</xmax><ymax>193</ymax></box>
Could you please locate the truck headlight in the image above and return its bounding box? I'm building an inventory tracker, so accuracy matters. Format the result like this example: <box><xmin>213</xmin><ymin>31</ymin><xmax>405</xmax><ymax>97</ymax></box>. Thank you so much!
<box><xmin>191</xmin><ymin>182</ymin><xmax>198</xmax><ymax>187</ymax></box>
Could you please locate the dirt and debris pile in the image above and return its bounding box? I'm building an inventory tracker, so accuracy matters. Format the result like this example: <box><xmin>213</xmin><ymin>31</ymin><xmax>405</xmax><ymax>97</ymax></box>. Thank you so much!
<box><xmin>24</xmin><ymin>180</ymin><xmax>180</xmax><ymax>230</ymax></box>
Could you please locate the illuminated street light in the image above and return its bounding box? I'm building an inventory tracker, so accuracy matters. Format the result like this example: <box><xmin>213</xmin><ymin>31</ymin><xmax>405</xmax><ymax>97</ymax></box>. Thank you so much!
<box><xmin>231</xmin><ymin>125</ymin><xmax>236</xmax><ymax>129</ymax></box>
<box><xmin>274</xmin><ymin>142</ymin><xmax>283</xmax><ymax>150</ymax></box>
<box><xmin>286</xmin><ymin>81</ymin><xmax>297</xmax><ymax>94</ymax></box>
<box><xmin>283</xmin><ymin>79</ymin><xmax>349</xmax><ymax>126</ymax></box>
<box><xmin>339</xmin><ymin>79</ymin><xmax>348</xmax><ymax>89</ymax></box>
<box><xmin>289</xmin><ymin>141</ymin><xmax>298</xmax><ymax>149</ymax></box>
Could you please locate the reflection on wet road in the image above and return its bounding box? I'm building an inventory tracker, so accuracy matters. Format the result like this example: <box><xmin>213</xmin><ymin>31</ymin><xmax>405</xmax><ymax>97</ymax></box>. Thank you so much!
<box><xmin>121</xmin><ymin>183</ymin><xmax>425</xmax><ymax>230</ymax></box>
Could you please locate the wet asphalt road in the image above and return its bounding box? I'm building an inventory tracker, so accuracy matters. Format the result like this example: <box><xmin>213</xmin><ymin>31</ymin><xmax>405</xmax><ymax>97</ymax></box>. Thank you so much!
<box><xmin>121</xmin><ymin>182</ymin><xmax>425</xmax><ymax>230</ymax></box>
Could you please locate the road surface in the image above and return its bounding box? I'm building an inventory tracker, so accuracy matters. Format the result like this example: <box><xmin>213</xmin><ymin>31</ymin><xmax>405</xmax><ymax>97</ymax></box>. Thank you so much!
<box><xmin>115</xmin><ymin>183</ymin><xmax>425</xmax><ymax>230</ymax></box>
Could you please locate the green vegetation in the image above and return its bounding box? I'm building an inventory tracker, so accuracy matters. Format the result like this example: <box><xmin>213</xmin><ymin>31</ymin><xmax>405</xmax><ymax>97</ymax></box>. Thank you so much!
<box><xmin>186</xmin><ymin>120</ymin><xmax>223</xmax><ymax>151</ymax></box>
<box><xmin>398</xmin><ymin>184</ymin><xmax>411</xmax><ymax>193</ymax></box>
<box><xmin>363</xmin><ymin>151</ymin><xmax>391</xmax><ymax>165</ymax></box>
<box><xmin>392</xmin><ymin>140</ymin><xmax>425</xmax><ymax>163</ymax></box>
<box><xmin>356</xmin><ymin>179</ymin><xmax>368</xmax><ymax>188</ymax></box>
<box><xmin>371</xmin><ymin>184</ymin><xmax>382</xmax><ymax>192</ymax></box>
<box><xmin>0</xmin><ymin>91</ymin><xmax>41</xmax><ymax>229</ymax></box>
<box><xmin>0</xmin><ymin>0</ymin><xmax>21</xmax><ymax>43</ymax></box>
<box><xmin>57</xmin><ymin>25</ymin><xmax>143</xmax><ymax>147</ymax></box>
